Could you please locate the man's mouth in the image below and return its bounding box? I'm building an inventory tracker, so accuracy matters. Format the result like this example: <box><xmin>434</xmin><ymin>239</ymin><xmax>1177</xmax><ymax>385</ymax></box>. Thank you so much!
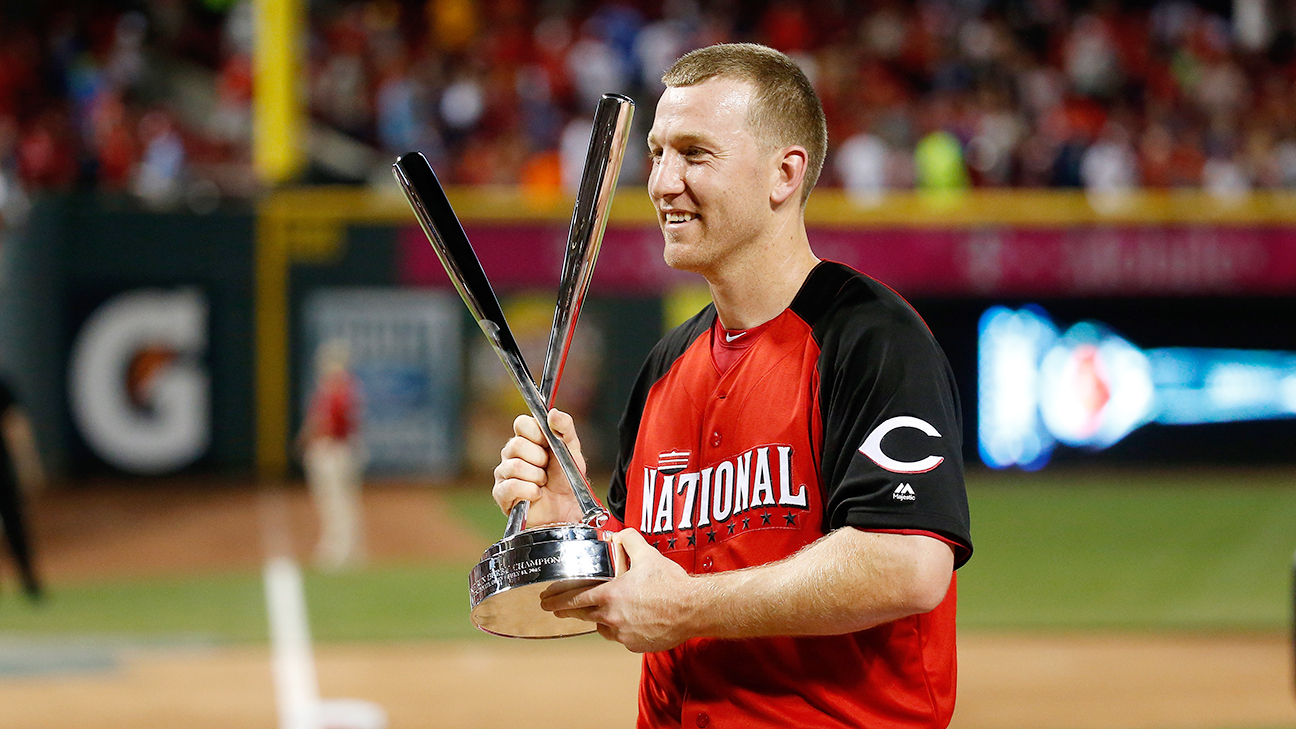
<box><xmin>663</xmin><ymin>211</ymin><xmax>699</xmax><ymax>225</ymax></box>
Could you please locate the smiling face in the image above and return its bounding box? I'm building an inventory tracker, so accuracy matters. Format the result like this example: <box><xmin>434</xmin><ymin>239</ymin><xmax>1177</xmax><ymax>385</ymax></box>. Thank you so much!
<box><xmin>647</xmin><ymin>77</ymin><xmax>781</xmax><ymax>277</ymax></box>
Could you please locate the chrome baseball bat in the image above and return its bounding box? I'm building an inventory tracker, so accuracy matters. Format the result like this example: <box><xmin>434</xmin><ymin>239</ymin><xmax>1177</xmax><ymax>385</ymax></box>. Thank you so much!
<box><xmin>502</xmin><ymin>94</ymin><xmax>636</xmax><ymax>536</ymax></box>
<box><xmin>392</xmin><ymin>152</ymin><xmax>607</xmax><ymax>526</ymax></box>
<box><xmin>540</xmin><ymin>92</ymin><xmax>635</xmax><ymax>405</ymax></box>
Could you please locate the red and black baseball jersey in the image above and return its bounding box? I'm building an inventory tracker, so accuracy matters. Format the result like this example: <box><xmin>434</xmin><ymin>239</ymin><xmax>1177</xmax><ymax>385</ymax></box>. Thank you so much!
<box><xmin>606</xmin><ymin>261</ymin><xmax>973</xmax><ymax>728</ymax></box>
<box><xmin>308</xmin><ymin>373</ymin><xmax>360</xmax><ymax>441</ymax></box>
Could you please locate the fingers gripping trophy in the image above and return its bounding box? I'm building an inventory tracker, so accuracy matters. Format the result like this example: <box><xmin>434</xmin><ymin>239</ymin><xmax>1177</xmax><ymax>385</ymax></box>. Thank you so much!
<box><xmin>393</xmin><ymin>94</ymin><xmax>635</xmax><ymax>638</ymax></box>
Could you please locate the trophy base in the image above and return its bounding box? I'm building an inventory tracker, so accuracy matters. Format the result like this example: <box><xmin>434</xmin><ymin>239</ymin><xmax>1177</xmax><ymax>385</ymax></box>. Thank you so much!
<box><xmin>468</xmin><ymin>524</ymin><xmax>617</xmax><ymax>639</ymax></box>
<box><xmin>471</xmin><ymin>577</ymin><xmax>609</xmax><ymax>638</ymax></box>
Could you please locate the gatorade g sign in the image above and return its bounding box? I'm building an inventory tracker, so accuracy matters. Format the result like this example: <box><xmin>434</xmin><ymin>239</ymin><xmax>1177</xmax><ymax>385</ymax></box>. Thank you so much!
<box><xmin>68</xmin><ymin>288</ymin><xmax>210</xmax><ymax>474</ymax></box>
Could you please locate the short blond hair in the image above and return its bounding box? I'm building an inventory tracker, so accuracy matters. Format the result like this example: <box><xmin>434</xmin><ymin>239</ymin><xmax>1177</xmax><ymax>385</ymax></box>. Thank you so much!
<box><xmin>662</xmin><ymin>43</ymin><xmax>827</xmax><ymax>206</ymax></box>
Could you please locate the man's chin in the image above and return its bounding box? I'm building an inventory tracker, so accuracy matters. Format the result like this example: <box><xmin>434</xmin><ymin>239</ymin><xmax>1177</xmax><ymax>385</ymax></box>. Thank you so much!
<box><xmin>662</xmin><ymin>247</ymin><xmax>707</xmax><ymax>274</ymax></box>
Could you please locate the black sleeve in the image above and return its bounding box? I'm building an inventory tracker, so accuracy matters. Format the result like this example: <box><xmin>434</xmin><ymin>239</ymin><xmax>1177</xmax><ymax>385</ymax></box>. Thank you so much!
<box><xmin>814</xmin><ymin>277</ymin><xmax>973</xmax><ymax>567</ymax></box>
<box><xmin>0</xmin><ymin>379</ymin><xmax>15</xmax><ymax>416</ymax></box>
<box><xmin>0</xmin><ymin>379</ymin><xmax>15</xmax><ymax>474</ymax></box>
<box><xmin>607</xmin><ymin>307</ymin><xmax>716</xmax><ymax>524</ymax></box>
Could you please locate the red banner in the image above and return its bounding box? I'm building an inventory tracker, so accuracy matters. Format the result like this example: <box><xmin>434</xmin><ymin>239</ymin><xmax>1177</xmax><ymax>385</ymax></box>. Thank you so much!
<box><xmin>400</xmin><ymin>224</ymin><xmax>1296</xmax><ymax>296</ymax></box>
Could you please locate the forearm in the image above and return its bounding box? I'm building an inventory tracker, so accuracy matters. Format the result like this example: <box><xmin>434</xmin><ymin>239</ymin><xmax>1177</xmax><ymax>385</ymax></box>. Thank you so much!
<box><xmin>678</xmin><ymin>528</ymin><xmax>954</xmax><ymax>639</ymax></box>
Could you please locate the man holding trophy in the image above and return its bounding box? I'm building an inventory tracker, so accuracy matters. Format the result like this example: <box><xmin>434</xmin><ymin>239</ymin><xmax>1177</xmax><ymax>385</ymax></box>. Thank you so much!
<box><xmin>491</xmin><ymin>43</ymin><xmax>974</xmax><ymax>728</ymax></box>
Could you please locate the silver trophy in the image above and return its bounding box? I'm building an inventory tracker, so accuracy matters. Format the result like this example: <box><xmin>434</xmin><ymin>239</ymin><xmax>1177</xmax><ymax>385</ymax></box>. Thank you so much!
<box><xmin>393</xmin><ymin>93</ymin><xmax>635</xmax><ymax>637</ymax></box>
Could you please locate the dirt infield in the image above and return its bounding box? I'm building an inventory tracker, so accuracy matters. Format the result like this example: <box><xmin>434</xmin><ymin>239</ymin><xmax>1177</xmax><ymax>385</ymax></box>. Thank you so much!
<box><xmin>0</xmin><ymin>633</ymin><xmax>1289</xmax><ymax>729</ymax></box>
<box><xmin>27</xmin><ymin>479</ymin><xmax>485</xmax><ymax>580</ymax></box>
<box><xmin>3</xmin><ymin>481</ymin><xmax>1293</xmax><ymax>729</ymax></box>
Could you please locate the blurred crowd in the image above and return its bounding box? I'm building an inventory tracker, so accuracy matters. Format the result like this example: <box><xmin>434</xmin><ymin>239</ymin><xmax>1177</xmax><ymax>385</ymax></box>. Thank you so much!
<box><xmin>3</xmin><ymin>0</ymin><xmax>1296</xmax><ymax>216</ymax></box>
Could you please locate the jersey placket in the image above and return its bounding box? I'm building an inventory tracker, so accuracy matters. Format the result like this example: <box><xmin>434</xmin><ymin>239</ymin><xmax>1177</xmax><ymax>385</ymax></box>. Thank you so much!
<box><xmin>693</xmin><ymin>368</ymin><xmax>737</xmax><ymax>577</ymax></box>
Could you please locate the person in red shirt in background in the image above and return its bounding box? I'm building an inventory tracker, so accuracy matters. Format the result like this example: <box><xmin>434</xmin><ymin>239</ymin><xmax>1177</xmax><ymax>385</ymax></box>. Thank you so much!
<box><xmin>298</xmin><ymin>339</ymin><xmax>366</xmax><ymax>570</ymax></box>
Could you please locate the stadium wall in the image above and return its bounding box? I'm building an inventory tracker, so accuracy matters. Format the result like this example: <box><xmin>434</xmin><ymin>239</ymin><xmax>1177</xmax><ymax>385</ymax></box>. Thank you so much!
<box><xmin>4</xmin><ymin>189</ymin><xmax>1296</xmax><ymax>480</ymax></box>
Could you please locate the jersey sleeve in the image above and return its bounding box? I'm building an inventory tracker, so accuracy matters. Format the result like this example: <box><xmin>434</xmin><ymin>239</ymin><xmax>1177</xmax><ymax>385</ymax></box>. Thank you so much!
<box><xmin>814</xmin><ymin>278</ymin><xmax>973</xmax><ymax>568</ymax></box>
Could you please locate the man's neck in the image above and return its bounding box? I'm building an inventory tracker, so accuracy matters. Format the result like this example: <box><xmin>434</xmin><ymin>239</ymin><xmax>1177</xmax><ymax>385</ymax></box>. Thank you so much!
<box><xmin>708</xmin><ymin>223</ymin><xmax>819</xmax><ymax>330</ymax></box>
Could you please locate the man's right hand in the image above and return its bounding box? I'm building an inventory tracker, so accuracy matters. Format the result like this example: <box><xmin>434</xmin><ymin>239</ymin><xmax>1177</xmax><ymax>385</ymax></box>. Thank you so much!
<box><xmin>492</xmin><ymin>409</ymin><xmax>586</xmax><ymax>527</ymax></box>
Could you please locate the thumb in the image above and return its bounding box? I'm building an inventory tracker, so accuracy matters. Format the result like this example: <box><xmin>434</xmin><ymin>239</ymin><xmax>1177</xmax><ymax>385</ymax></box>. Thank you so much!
<box><xmin>614</xmin><ymin>528</ymin><xmax>655</xmax><ymax>561</ymax></box>
<box><xmin>546</xmin><ymin>409</ymin><xmax>585</xmax><ymax>465</ymax></box>
<box><xmin>547</xmin><ymin>408</ymin><xmax>579</xmax><ymax>445</ymax></box>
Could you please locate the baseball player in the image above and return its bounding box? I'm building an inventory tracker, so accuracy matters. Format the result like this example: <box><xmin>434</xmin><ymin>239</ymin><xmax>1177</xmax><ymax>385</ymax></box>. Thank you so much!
<box><xmin>299</xmin><ymin>339</ymin><xmax>366</xmax><ymax>570</ymax></box>
<box><xmin>494</xmin><ymin>43</ymin><xmax>972</xmax><ymax>728</ymax></box>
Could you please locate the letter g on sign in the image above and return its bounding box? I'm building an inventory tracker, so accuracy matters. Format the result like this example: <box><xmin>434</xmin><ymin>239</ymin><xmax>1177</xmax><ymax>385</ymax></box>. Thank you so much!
<box><xmin>859</xmin><ymin>416</ymin><xmax>945</xmax><ymax>474</ymax></box>
<box><xmin>68</xmin><ymin>288</ymin><xmax>210</xmax><ymax>474</ymax></box>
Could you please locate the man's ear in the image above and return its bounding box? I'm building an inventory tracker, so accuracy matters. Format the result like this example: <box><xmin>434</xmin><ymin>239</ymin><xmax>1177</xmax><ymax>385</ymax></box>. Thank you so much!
<box><xmin>770</xmin><ymin>146</ymin><xmax>809</xmax><ymax>206</ymax></box>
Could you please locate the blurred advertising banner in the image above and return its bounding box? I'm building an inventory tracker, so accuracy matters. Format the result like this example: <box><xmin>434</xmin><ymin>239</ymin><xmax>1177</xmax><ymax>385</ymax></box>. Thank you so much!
<box><xmin>66</xmin><ymin>288</ymin><xmax>211</xmax><ymax>475</ymax></box>
<box><xmin>302</xmin><ymin>288</ymin><xmax>461</xmax><ymax>476</ymax></box>
<box><xmin>978</xmin><ymin>305</ymin><xmax>1296</xmax><ymax>470</ymax></box>
<box><xmin>912</xmin><ymin>296</ymin><xmax>1296</xmax><ymax>470</ymax></box>
<box><xmin>401</xmin><ymin>224</ymin><xmax>1296</xmax><ymax>297</ymax></box>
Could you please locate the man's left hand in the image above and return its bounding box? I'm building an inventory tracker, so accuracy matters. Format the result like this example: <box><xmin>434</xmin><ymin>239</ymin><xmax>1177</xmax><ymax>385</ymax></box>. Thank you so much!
<box><xmin>540</xmin><ymin>529</ymin><xmax>696</xmax><ymax>653</ymax></box>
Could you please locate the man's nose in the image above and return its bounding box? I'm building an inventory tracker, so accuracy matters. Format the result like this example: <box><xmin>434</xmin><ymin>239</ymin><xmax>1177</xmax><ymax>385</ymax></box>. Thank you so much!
<box><xmin>649</xmin><ymin>153</ymin><xmax>685</xmax><ymax>199</ymax></box>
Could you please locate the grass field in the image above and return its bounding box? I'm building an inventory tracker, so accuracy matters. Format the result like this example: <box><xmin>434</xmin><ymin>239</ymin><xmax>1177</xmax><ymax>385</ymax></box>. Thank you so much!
<box><xmin>0</xmin><ymin>468</ymin><xmax>1293</xmax><ymax>643</ymax></box>
<box><xmin>960</xmin><ymin>467</ymin><xmax>1296</xmax><ymax>632</ymax></box>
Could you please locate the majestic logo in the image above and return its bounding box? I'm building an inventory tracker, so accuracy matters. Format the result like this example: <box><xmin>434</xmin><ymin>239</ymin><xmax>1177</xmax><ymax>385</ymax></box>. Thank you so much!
<box><xmin>892</xmin><ymin>483</ymin><xmax>916</xmax><ymax>501</ymax></box>
<box><xmin>859</xmin><ymin>415</ymin><xmax>946</xmax><ymax>474</ymax></box>
<box><xmin>639</xmin><ymin>444</ymin><xmax>808</xmax><ymax>535</ymax></box>
<box><xmin>657</xmin><ymin>449</ymin><xmax>691</xmax><ymax>475</ymax></box>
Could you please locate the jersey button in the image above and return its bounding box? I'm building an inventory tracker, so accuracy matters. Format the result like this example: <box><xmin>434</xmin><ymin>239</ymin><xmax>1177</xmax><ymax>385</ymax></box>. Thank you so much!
<box><xmin>710</xmin><ymin>432</ymin><xmax>722</xmax><ymax>447</ymax></box>
<box><xmin>695</xmin><ymin>711</ymin><xmax>710</xmax><ymax>728</ymax></box>
<box><xmin>701</xmin><ymin>556</ymin><xmax>713</xmax><ymax>572</ymax></box>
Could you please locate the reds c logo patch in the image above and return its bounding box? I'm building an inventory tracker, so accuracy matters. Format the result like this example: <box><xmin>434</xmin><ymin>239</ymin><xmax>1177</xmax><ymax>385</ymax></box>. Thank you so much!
<box><xmin>859</xmin><ymin>416</ymin><xmax>945</xmax><ymax>474</ymax></box>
